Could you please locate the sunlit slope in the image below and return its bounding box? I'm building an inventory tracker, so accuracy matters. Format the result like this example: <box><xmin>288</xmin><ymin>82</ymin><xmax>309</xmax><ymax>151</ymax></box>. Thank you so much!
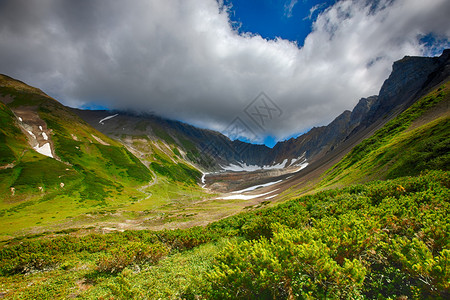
<box><xmin>0</xmin><ymin>75</ymin><xmax>159</xmax><ymax>235</ymax></box>
<box><xmin>320</xmin><ymin>82</ymin><xmax>450</xmax><ymax>188</ymax></box>
<box><xmin>0</xmin><ymin>74</ymin><xmax>152</xmax><ymax>201</ymax></box>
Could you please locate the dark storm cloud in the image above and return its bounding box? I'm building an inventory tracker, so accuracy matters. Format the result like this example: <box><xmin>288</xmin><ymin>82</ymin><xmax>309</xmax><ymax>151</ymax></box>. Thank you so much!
<box><xmin>0</xmin><ymin>0</ymin><xmax>449</xmax><ymax>142</ymax></box>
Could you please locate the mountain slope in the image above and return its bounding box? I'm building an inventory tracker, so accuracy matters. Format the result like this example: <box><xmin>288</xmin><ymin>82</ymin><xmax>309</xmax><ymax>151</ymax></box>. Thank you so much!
<box><xmin>0</xmin><ymin>74</ymin><xmax>209</xmax><ymax>237</ymax></box>
<box><xmin>319</xmin><ymin>81</ymin><xmax>450</xmax><ymax>188</ymax></box>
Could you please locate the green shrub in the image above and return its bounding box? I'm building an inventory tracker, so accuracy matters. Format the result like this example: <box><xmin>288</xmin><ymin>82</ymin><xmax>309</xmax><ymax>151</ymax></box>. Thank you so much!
<box><xmin>96</xmin><ymin>242</ymin><xmax>168</xmax><ymax>274</ymax></box>
<box><xmin>206</xmin><ymin>225</ymin><xmax>366</xmax><ymax>299</ymax></box>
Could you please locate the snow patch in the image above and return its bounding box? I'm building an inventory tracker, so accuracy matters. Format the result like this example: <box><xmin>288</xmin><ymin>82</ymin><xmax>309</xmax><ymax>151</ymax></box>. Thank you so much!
<box><xmin>201</xmin><ymin>172</ymin><xmax>208</xmax><ymax>188</ymax></box>
<box><xmin>221</xmin><ymin>159</ymin><xmax>290</xmax><ymax>172</ymax></box>
<box><xmin>265</xmin><ymin>194</ymin><xmax>278</xmax><ymax>200</ymax></box>
<box><xmin>263</xmin><ymin>159</ymin><xmax>288</xmax><ymax>170</ymax></box>
<box><xmin>221</xmin><ymin>162</ymin><xmax>261</xmax><ymax>172</ymax></box>
<box><xmin>232</xmin><ymin>180</ymin><xmax>282</xmax><ymax>194</ymax></box>
<box><xmin>34</xmin><ymin>143</ymin><xmax>53</xmax><ymax>158</ymax></box>
<box><xmin>18</xmin><ymin>117</ymin><xmax>22</xmax><ymax>122</ymax></box>
<box><xmin>219</xmin><ymin>191</ymin><xmax>274</xmax><ymax>200</ymax></box>
<box><xmin>292</xmin><ymin>162</ymin><xmax>309</xmax><ymax>173</ymax></box>
<box><xmin>99</xmin><ymin>114</ymin><xmax>118</xmax><ymax>124</ymax></box>
<box><xmin>42</xmin><ymin>132</ymin><xmax>48</xmax><ymax>140</ymax></box>
<box><xmin>39</xmin><ymin>125</ymin><xmax>43</xmax><ymax>131</ymax></box>
<box><xmin>27</xmin><ymin>130</ymin><xmax>36</xmax><ymax>139</ymax></box>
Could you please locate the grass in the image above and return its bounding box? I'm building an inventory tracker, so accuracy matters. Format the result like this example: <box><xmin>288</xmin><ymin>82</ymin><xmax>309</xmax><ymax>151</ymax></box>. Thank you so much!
<box><xmin>0</xmin><ymin>75</ymin><xmax>211</xmax><ymax>238</ymax></box>
<box><xmin>0</xmin><ymin>171</ymin><xmax>448</xmax><ymax>299</ymax></box>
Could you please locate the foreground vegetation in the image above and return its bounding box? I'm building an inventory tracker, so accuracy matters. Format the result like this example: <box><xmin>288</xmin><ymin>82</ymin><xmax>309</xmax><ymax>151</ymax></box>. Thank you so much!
<box><xmin>0</xmin><ymin>170</ymin><xmax>448</xmax><ymax>299</ymax></box>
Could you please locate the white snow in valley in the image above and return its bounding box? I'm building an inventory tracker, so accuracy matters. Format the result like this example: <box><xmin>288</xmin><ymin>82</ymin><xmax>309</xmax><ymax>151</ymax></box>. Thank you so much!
<box><xmin>221</xmin><ymin>159</ymin><xmax>292</xmax><ymax>172</ymax></box>
<box><xmin>39</xmin><ymin>125</ymin><xmax>43</xmax><ymax>131</ymax></box>
<box><xmin>201</xmin><ymin>172</ymin><xmax>207</xmax><ymax>188</ymax></box>
<box><xmin>292</xmin><ymin>162</ymin><xmax>309</xmax><ymax>172</ymax></box>
<box><xmin>34</xmin><ymin>143</ymin><xmax>53</xmax><ymax>158</ymax></box>
<box><xmin>99</xmin><ymin>114</ymin><xmax>118</xmax><ymax>124</ymax></box>
<box><xmin>18</xmin><ymin>117</ymin><xmax>22</xmax><ymax>122</ymax></box>
<box><xmin>232</xmin><ymin>180</ymin><xmax>282</xmax><ymax>194</ymax></box>
<box><xmin>42</xmin><ymin>132</ymin><xmax>48</xmax><ymax>140</ymax></box>
<box><xmin>221</xmin><ymin>162</ymin><xmax>261</xmax><ymax>172</ymax></box>
<box><xmin>265</xmin><ymin>194</ymin><xmax>278</xmax><ymax>200</ymax></box>
<box><xmin>262</xmin><ymin>159</ymin><xmax>288</xmax><ymax>170</ymax></box>
<box><xmin>219</xmin><ymin>191</ymin><xmax>274</xmax><ymax>200</ymax></box>
<box><xmin>221</xmin><ymin>157</ymin><xmax>308</xmax><ymax>172</ymax></box>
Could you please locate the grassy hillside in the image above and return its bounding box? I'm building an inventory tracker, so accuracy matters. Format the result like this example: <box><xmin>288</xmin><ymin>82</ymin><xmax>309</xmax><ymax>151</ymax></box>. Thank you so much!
<box><xmin>320</xmin><ymin>82</ymin><xmax>449</xmax><ymax>188</ymax></box>
<box><xmin>0</xmin><ymin>170</ymin><xmax>447</xmax><ymax>298</ymax></box>
<box><xmin>0</xmin><ymin>75</ymin><xmax>208</xmax><ymax>238</ymax></box>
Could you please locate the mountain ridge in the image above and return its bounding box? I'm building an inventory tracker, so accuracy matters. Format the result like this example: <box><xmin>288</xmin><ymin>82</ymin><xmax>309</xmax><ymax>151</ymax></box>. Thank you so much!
<box><xmin>72</xmin><ymin>50</ymin><xmax>450</xmax><ymax>175</ymax></box>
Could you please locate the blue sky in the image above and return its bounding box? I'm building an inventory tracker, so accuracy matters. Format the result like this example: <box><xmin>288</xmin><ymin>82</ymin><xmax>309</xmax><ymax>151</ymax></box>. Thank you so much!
<box><xmin>224</xmin><ymin>0</ymin><xmax>335</xmax><ymax>46</ymax></box>
<box><xmin>0</xmin><ymin>0</ymin><xmax>449</xmax><ymax>148</ymax></box>
<box><xmin>223</xmin><ymin>0</ymin><xmax>337</xmax><ymax>147</ymax></box>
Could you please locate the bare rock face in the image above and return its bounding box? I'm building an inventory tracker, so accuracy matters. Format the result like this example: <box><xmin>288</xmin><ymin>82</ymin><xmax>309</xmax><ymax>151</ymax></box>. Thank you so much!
<box><xmin>364</xmin><ymin>50</ymin><xmax>450</xmax><ymax>126</ymax></box>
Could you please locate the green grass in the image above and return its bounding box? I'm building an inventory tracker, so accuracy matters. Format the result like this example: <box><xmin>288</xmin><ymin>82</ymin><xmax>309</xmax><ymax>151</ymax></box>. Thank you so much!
<box><xmin>152</xmin><ymin>125</ymin><xmax>176</xmax><ymax>145</ymax></box>
<box><xmin>0</xmin><ymin>171</ymin><xmax>448</xmax><ymax>299</ymax></box>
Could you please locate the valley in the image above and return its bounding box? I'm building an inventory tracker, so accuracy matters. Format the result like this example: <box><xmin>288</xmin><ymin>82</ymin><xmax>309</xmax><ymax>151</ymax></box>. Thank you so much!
<box><xmin>0</xmin><ymin>49</ymin><xmax>449</xmax><ymax>298</ymax></box>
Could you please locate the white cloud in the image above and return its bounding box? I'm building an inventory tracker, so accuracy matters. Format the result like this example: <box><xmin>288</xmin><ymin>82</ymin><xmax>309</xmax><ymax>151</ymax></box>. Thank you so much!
<box><xmin>0</xmin><ymin>0</ymin><xmax>449</xmax><ymax>142</ymax></box>
<box><xmin>284</xmin><ymin>0</ymin><xmax>299</xmax><ymax>18</ymax></box>
<box><xmin>303</xmin><ymin>3</ymin><xmax>325</xmax><ymax>20</ymax></box>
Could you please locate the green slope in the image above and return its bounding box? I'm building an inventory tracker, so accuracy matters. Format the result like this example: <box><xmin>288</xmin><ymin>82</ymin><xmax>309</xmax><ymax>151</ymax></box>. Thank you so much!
<box><xmin>0</xmin><ymin>74</ymin><xmax>210</xmax><ymax>238</ymax></box>
<box><xmin>0</xmin><ymin>171</ymin><xmax>447</xmax><ymax>299</ymax></box>
<box><xmin>320</xmin><ymin>82</ymin><xmax>450</xmax><ymax>188</ymax></box>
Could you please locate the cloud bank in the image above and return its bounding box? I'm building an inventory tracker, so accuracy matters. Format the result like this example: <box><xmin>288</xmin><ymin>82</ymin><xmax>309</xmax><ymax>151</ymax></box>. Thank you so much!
<box><xmin>0</xmin><ymin>0</ymin><xmax>449</xmax><ymax>142</ymax></box>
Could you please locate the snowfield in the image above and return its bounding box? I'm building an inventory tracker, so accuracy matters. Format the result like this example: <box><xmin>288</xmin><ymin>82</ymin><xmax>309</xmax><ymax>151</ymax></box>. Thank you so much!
<box><xmin>219</xmin><ymin>191</ymin><xmax>275</xmax><ymax>200</ymax></box>
<box><xmin>34</xmin><ymin>143</ymin><xmax>53</xmax><ymax>158</ymax></box>
<box><xmin>220</xmin><ymin>155</ymin><xmax>308</xmax><ymax>173</ymax></box>
<box><xmin>232</xmin><ymin>180</ymin><xmax>282</xmax><ymax>194</ymax></box>
<box><xmin>99</xmin><ymin>114</ymin><xmax>118</xmax><ymax>124</ymax></box>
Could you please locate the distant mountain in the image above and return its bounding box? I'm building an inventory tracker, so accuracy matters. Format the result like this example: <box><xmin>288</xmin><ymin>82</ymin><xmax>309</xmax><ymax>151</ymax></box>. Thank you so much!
<box><xmin>267</xmin><ymin>49</ymin><xmax>450</xmax><ymax>166</ymax></box>
<box><xmin>75</xmin><ymin>50</ymin><xmax>450</xmax><ymax>174</ymax></box>
<box><xmin>0</xmin><ymin>49</ymin><xmax>448</xmax><ymax>239</ymax></box>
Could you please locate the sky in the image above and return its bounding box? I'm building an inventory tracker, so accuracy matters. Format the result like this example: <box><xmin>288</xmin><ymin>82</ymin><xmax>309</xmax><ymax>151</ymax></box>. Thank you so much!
<box><xmin>0</xmin><ymin>0</ymin><xmax>449</xmax><ymax>147</ymax></box>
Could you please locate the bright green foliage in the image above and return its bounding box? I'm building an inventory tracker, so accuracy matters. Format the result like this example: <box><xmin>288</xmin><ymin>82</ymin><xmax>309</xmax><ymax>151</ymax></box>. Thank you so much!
<box><xmin>0</xmin><ymin>171</ymin><xmax>448</xmax><ymax>298</ymax></box>
<box><xmin>150</xmin><ymin>153</ymin><xmax>201</xmax><ymax>185</ymax></box>
<box><xmin>205</xmin><ymin>170</ymin><xmax>449</xmax><ymax>299</ymax></box>
<box><xmin>208</xmin><ymin>226</ymin><xmax>366</xmax><ymax>299</ymax></box>
<box><xmin>96</xmin><ymin>242</ymin><xmax>168</xmax><ymax>274</ymax></box>
<box><xmin>0</xmin><ymin>102</ymin><xmax>23</xmax><ymax>165</ymax></box>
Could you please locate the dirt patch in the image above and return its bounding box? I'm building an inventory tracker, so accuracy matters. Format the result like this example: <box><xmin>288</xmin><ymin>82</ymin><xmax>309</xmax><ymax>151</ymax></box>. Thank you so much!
<box><xmin>91</xmin><ymin>135</ymin><xmax>109</xmax><ymax>146</ymax></box>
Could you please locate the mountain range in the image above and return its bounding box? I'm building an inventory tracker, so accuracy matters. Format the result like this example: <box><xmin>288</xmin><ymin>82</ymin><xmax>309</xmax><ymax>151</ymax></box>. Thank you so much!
<box><xmin>0</xmin><ymin>50</ymin><xmax>449</xmax><ymax>299</ymax></box>
<box><xmin>74</xmin><ymin>49</ymin><xmax>450</xmax><ymax>173</ymax></box>
<box><xmin>0</xmin><ymin>49</ymin><xmax>449</xmax><ymax>237</ymax></box>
